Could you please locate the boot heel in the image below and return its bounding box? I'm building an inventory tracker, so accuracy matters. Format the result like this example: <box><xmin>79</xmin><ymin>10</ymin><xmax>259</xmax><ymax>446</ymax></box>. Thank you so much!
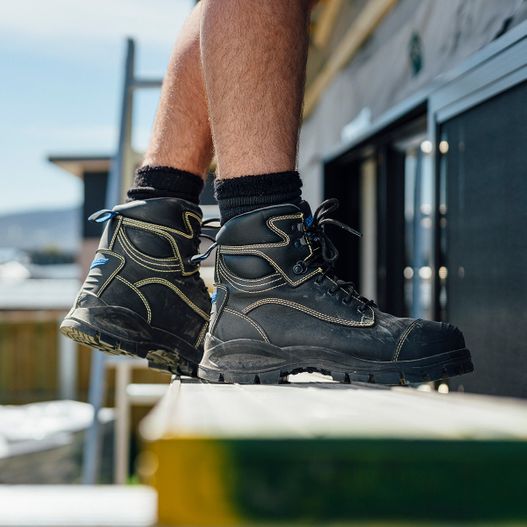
<box><xmin>199</xmin><ymin>334</ymin><xmax>287</xmax><ymax>384</ymax></box>
<box><xmin>60</xmin><ymin>311</ymin><xmax>198</xmax><ymax>377</ymax></box>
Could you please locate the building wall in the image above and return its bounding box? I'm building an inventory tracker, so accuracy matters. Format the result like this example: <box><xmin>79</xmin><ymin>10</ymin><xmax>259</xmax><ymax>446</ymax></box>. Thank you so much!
<box><xmin>299</xmin><ymin>0</ymin><xmax>527</xmax><ymax>204</ymax></box>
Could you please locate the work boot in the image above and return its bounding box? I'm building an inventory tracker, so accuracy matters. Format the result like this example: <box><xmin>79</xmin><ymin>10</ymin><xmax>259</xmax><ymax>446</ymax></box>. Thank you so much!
<box><xmin>61</xmin><ymin>198</ymin><xmax>211</xmax><ymax>376</ymax></box>
<box><xmin>199</xmin><ymin>199</ymin><xmax>473</xmax><ymax>384</ymax></box>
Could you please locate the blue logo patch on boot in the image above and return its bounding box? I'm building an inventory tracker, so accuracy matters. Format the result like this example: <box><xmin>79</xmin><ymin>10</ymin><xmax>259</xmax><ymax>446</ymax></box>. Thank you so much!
<box><xmin>90</xmin><ymin>256</ymin><xmax>110</xmax><ymax>269</ymax></box>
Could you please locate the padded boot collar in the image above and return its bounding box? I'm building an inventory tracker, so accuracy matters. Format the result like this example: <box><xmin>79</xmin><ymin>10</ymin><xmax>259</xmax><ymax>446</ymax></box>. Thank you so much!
<box><xmin>216</xmin><ymin>203</ymin><xmax>321</xmax><ymax>286</ymax></box>
<box><xmin>114</xmin><ymin>197</ymin><xmax>202</xmax><ymax>233</ymax></box>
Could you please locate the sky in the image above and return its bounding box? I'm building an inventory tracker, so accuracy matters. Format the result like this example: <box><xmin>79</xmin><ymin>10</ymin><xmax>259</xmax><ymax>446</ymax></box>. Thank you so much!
<box><xmin>0</xmin><ymin>0</ymin><xmax>194</xmax><ymax>215</ymax></box>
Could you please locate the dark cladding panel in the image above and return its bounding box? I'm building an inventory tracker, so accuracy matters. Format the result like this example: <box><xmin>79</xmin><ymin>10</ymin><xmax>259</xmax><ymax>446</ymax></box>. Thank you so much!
<box><xmin>323</xmin><ymin>158</ymin><xmax>361</xmax><ymax>286</ymax></box>
<box><xmin>83</xmin><ymin>171</ymin><xmax>109</xmax><ymax>239</ymax></box>
<box><xmin>377</xmin><ymin>146</ymin><xmax>406</xmax><ymax>317</ymax></box>
<box><xmin>443</xmin><ymin>81</ymin><xmax>527</xmax><ymax>398</ymax></box>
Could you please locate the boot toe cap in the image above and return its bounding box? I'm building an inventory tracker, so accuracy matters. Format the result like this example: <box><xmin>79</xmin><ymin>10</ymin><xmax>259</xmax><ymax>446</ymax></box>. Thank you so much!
<box><xmin>396</xmin><ymin>320</ymin><xmax>465</xmax><ymax>361</ymax></box>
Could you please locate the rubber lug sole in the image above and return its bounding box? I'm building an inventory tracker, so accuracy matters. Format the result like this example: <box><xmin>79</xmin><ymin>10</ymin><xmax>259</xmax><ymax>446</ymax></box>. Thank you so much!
<box><xmin>199</xmin><ymin>335</ymin><xmax>473</xmax><ymax>386</ymax></box>
<box><xmin>60</xmin><ymin>318</ymin><xmax>197</xmax><ymax>377</ymax></box>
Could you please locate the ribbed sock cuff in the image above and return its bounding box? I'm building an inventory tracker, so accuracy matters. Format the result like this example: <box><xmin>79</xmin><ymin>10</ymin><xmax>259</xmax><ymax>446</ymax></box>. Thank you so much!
<box><xmin>127</xmin><ymin>165</ymin><xmax>204</xmax><ymax>204</ymax></box>
<box><xmin>214</xmin><ymin>171</ymin><xmax>302</xmax><ymax>224</ymax></box>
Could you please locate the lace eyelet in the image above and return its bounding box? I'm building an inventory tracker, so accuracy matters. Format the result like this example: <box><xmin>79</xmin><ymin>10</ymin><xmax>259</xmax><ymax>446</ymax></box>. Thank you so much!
<box><xmin>292</xmin><ymin>222</ymin><xmax>303</xmax><ymax>232</ymax></box>
<box><xmin>327</xmin><ymin>288</ymin><xmax>337</xmax><ymax>296</ymax></box>
<box><xmin>342</xmin><ymin>297</ymin><xmax>352</xmax><ymax>305</ymax></box>
<box><xmin>314</xmin><ymin>276</ymin><xmax>324</xmax><ymax>286</ymax></box>
<box><xmin>293</xmin><ymin>261</ymin><xmax>307</xmax><ymax>275</ymax></box>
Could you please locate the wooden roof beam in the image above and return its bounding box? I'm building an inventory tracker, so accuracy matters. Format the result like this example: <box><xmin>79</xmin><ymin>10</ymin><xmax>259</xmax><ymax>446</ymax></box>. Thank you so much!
<box><xmin>304</xmin><ymin>0</ymin><xmax>397</xmax><ymax>118</ymax></box>
<box><xmin>312</xmin><ymin>0</ymin><xmax>345</xmax><ymax>49</ymax></box>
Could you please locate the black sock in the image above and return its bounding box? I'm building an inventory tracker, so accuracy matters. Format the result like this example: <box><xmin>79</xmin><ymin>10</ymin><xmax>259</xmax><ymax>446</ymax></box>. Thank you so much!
<box><xmin>127</xmin><ymin>165</ymin><xmax>204</xmax><ymax>204</ymax></box>
<box><xmin>214</xmin><ymin>171</ymin><xmax>302</xmax><ymax>224</ymax></box>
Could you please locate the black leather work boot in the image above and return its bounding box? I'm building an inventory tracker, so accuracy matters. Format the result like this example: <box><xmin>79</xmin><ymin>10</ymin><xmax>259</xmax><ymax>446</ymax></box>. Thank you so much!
<box><xmin>60</xmin><ymin>198</ymin><xmax>211</xmax><ymax>376</ymax></box>
<box><xmin>199</xmin><ymin>199</ymin><xmax>473</xmax><ymax>384</ymax></box>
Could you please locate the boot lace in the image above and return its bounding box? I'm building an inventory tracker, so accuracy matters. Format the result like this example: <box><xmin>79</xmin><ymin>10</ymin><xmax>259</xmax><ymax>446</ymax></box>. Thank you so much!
<box><xmin>188</xmin><ymin>218</ymin><xmax>221</xmax><ymax>295</ymax></box>
<box><xmin>303</xmin><ymin>198</ymin><xmax>377</xmax><ymax>311</ymax></box>
<box><xmin>190</xmin><ymin>218</ymin><xmax>220</xmax><ymax>264</ymax></box>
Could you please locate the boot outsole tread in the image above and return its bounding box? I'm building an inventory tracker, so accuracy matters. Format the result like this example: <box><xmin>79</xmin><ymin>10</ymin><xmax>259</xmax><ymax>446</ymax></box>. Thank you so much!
<box><xmin>60</xmin><ymin>319</ymin><xmax>197</xmax><ymax>377</ymax></box>
<box><xmin>198</xmin><ymin>350</ymin><xmax>473</xmax><ymax>386</ymax></box>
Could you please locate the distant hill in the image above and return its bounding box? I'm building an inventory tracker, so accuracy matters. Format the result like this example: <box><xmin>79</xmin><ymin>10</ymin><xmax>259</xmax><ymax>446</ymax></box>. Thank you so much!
<box><xmin>0</xmin><ymin>207</ymin><xmax>81</xmax><ymax>252</ymax></box>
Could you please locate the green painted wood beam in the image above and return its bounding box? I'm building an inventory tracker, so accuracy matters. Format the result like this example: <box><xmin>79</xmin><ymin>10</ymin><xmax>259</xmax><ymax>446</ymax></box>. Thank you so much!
<box><xmin>143</xmin><ymin>437</ymin><xmax>527</xmax><ymax>525</ymax></box>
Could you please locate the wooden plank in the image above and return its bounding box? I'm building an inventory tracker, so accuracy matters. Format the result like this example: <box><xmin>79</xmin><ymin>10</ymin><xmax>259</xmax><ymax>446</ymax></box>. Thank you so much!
<box><xmin>312</xmin><ymin>0</ymin><xmax>345</xmax><ymax>49</ymax></box>
<box><xmin>139</xmin><ymin>379</ymin><xmax>527</xmax><ymax>525</ymax></box>
<box><xmin>142</xmin><ymin>380</ymin><xmax>527</xmax><ymax>440</ymax></box>
<box><xmin>0</xmin><ymin>485</ymin><xmax>156</xmax><ymax>526</ymax></box>
<box><xmin>304</xmin><ymin>0</ymin><xmax>397</xmax><ymax>117</ymax></box>
<box><xmin>0</xmin><ymin>320</ymin><xmax>62</xmax><ymax>403</ymax></box>
<box><xmin>0</xmin><ymin>310</ymin><xmax>66</xmax><ymax>323</ymax></box>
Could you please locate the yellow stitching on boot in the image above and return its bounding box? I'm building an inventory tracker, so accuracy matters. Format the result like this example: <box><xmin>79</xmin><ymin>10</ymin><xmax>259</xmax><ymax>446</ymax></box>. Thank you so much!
<box><xmin>121</xmin><ymin>218</ymin><xmax>199</xmax><ymax>276</ymax></box>
<box><xmin>223</xmin><ymin>307</ymin><xmax>270</xmax><ymax>342</ymax></box>
<box><xmin>120</xmin><ymin>228</ymin><xmax>179</xmax><ymax>263</ymax></box>
<box><xmin>115</xmin><ymin>275</ymin><xmax>152</xmax><ymax>323</ymax></box>
<box><xmin>116</xmin><ymin>234</ymin><xmax>183</xmax><ymax>274</ymax></box>
<box><xmin>118</xmin><ymin>231</ymin><xmax>181</xmax><ymax>270</ymax></box>
<box><xmin>95</xmin><ymin>250</ymin><xmax>125</xmax><ymax>297</ymax></box>
<box><xmin>218</xmin><ymin>259</ymin><xmax>281</xmax><ymax>286</ymax></box>
<box><xmin>243</xmin><ymin>298</ymin><xmax>375</xmax><ymax>327</ymax></box>
<box><xmin>121</xmin><ymin>210</ymin><xmax>202</xmax><ymax>239</ymax></box>
<box><xmin>118</xmin><ymin>234</ymin><xmax>179</xmax><ymax>269</ymax></box>
<box><xmin>217</xmin><ymin>260</ymin><xmax>281</xmax><ymax>284</ymax></box>
<box><xmin>220</xmin><ymin>247</ymin><xmax>321</xmax><ymax>287</ymax></box>
<box><xmin>268</xmin><ymin>212</ymin><xmax>313</xmax><ymax>261</ymax></box>
<box><xmin>121</xmin><ymin>213</ymin><xmax>200</xmax><ymax>238</ymax></box>
<box><xmin>220</xmin><ymin>213</ymin><xmax>303</xmax><ymax>252</ymax></box>
<box><xmin>220</xmin><ymin>275</ymin><xmax>285</xmax><ymax>294</ymax></box>
<box><xmin>195</xmin><ymin>321</ymin><xmax>209</xmax><ymax>347</ymax></box>
<box><xmin>109</xmin><ymin>216</ymin><xmax>123</xmax><ymax>250</ymax></box>
<box><xmin>122</xmin><ymin>221</ymin><xmax>184</xmax><ymax>267</ymax></box>
<box><xmin>218</xmin><ymin>259</ymin><xmax>282</xmax><ymax>289</ymax></box>
<box><xmin>218</xmin><ymin>264</ymin><xmax>285</xmax><ymax>294</ymax></box>
<box><xmin>266</xmin><ymin>213</ymin><xmax>301</xmax><ymax>246</ymax></box>
<box><xmin>116</xmin><ymin>232</ymin><xmax>199</xmax><ymax>278</ymax></box>
<box><xmin>393</xmin><ymin>319</ymin><xmax>420</xmax><ymax>362</ymax></box>
<box><xmin>135</xmin><ymin>277</ymin><xmax>209</xmax><ymax>321</ymax></box>
<box><xmin>118</xmin><ymin>232</ymin><xmax>180</xmax><ymax>267</ymax></box>
<box><xmin>217</xmin><ymin>211</ymin><xmax>319</xmax><ymax>286</ymax></box>
<box><xmin>218</xmin><ymin>263</ymin><xmax>286</xmax><ymax>295</ymax></box>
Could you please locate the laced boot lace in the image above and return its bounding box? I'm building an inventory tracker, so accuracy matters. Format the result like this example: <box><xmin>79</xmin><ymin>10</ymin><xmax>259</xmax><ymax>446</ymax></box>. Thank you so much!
<box><xmin>303</xmin><ymin>198</ymin><xmax>377</xmax><ymax>312</ymax></box>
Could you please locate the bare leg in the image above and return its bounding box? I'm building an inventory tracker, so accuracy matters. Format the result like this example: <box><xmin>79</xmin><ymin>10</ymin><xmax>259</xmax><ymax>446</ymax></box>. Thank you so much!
<box><xmin>143</xmin><ymin>2</ymin><xmax>213</xmax><ymax>179</ymax></box>
<box><xmin>200</xmin><ymin>0</ymin><xmax>311</xmax><ymax>179</ymax></box>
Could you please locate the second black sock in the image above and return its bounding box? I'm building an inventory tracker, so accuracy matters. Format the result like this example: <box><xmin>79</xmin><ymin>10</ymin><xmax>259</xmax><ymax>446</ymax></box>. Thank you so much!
<box><xmin>214</xmin><ymin>171</ymin><xmax>302</xmax><ymax>224</ymax></box>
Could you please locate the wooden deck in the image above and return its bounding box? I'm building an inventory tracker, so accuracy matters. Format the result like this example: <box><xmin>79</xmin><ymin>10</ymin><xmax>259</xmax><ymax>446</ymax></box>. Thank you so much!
<box><xmin>0</xmin><ymin>485</ymin><xmax>156</xmax><ymax>526</ymax></box>
<box><xmin>140</xmin><ymin>376</ymin><xmax>527</xmax><ymax>526</ymax></box>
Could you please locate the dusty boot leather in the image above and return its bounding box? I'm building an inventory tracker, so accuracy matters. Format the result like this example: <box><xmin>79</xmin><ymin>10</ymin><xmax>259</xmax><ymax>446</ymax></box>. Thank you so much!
<box><xmin>61</xmin><ymin>197</ymin><xmax>211</xmax><ymax>376</ymax></box>
<box><xmin>199</xmin><ymin>199</ymin><xmax>473</xmax><ymax>384</ymax></box>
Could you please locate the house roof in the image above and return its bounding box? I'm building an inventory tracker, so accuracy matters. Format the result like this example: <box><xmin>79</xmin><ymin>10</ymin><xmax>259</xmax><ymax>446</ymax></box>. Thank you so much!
<box><xmin>0</xmin><ymin>278</ymin><xmax>79</xmax><ymax>312</ymax></box>
<box><xmin>48</xmin><ymin>155</ymin><xmax>112</xmax><ymax>179</ymax></box>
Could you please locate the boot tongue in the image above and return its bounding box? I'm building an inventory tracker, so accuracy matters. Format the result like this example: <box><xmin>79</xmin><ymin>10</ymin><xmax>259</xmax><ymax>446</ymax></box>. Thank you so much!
<box><xmin>298</xmin><ymin>200</ymin><xmax>314</xmax><ymax>228</ymax></box>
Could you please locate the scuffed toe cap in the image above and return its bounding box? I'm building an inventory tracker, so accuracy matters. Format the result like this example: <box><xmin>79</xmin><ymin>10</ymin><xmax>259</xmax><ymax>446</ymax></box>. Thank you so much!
<box><xmin>395</xmin><ymin>319</ymin><xmax>466</xmax><ymax>361</ymax></box>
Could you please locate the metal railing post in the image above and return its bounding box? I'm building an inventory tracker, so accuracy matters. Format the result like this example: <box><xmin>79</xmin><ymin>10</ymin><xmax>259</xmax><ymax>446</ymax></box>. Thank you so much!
<box><xmin>82</xmin><ymin>38</ymin><xmax>163</xmax><ymax>485</ymax></box>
